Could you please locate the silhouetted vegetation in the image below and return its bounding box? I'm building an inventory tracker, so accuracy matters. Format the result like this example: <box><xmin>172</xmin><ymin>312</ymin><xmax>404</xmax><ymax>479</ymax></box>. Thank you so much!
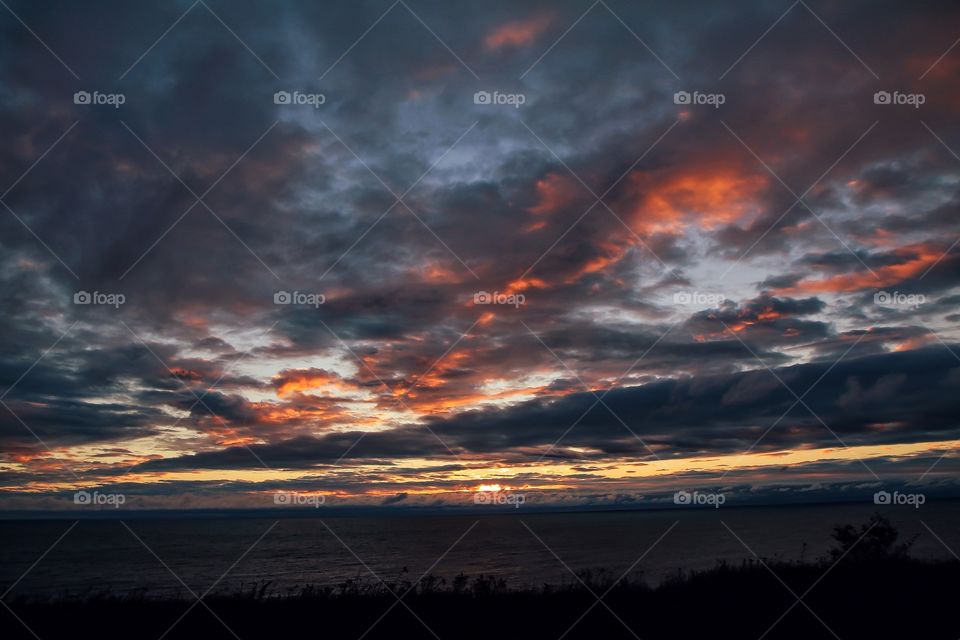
<box><xmin>829</xmin><ymin>513</ymin><xmax>918</xmax><ymax>560</ymax></box>
<box><xmin>1</xmin><ymin>516</ymin><xmax>956</xmax><ymax>639</ymax></box>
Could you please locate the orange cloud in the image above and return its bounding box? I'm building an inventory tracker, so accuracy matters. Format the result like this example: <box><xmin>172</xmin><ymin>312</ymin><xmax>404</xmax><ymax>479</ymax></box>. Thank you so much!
<box><xmin>563</xmin><ymin>240</ymin><xmax>632</xmax><ymax>284</ymax></box>
<box><xmin>410</xmin><ymin>261</ymin><xmax>463</xmax><ymax>284</ymax></box>
<box><xmin>484</xmin><ymin>13</ymin><xmax>553</xmax><ymax>51</ymax></box>
<box><xmin>5</xmin><ymin>450</ymin><xmax>53</xmax><ymax>464</ymax></box>
<box><xmin>503</xmin><ymin>276</ymin><xmax>548</xmax><ymax>296</ymax></box>
<box><xmin>691</xmin><ymin>298</ymin><xmax>797</xmax><ymax>342</ymax></box>
<box><xmin>527</xmin><ymin>172</ymin><xmax>582</xmax><ymax>215</ymax></box>
<box><xmin>628</xmin><ymin>168</ymin><xmax>766</xmax><ymax>233</ymax></box>
<box><xmin>893</xmin><ymin>334</ymin><xmax>935</xmax><ymax>352</ymax></box>
<box><xmin>775</xmin><ymin>243</ymin><xmax>943</xmax><ymax>295</ymax></box>
<box><xmin>854</xmin><ymin>227</ymin><xmax>898</xmax><ymax>248</ymax></box>
<box><xmin>274</xmin><ymin>368</ymin><xmax>345</xmax><ymax>397</ymax></box>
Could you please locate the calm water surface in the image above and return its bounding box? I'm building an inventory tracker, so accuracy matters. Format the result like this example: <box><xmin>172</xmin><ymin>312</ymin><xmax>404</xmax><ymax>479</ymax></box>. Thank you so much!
<box><xmin>1</xmin><ymin>502</ymin><xmax>957</xmax><ymax>598</ymax></box>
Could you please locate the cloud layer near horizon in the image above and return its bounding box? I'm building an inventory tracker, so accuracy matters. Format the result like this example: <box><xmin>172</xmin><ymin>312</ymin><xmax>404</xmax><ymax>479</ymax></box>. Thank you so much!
<box><xmin>1</xmin><ymin>0</ymin><xmax>959</xmax><ymax>508</ymax></box>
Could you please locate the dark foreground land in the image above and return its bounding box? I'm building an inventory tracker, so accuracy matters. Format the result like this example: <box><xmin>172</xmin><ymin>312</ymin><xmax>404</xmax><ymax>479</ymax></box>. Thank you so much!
<box><xmin>2</xmin><ymin>516</ymin><xmax>957</xmax><ymax>639</ymax></box>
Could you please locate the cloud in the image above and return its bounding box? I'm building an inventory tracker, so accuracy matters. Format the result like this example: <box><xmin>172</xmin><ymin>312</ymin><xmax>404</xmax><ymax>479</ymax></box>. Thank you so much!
<box><xmin>2</xmin><ymin>0</ymin><xmax>960</xmax><ymax>506</ymax></box>
<box><xmin>484</xmin><ymin>13</ymin><xmax>554</xmax><ymax>51</ymax></box>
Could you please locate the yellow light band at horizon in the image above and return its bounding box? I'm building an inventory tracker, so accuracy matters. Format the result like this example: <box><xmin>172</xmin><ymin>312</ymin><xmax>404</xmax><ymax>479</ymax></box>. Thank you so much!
<box><xmin>5</xmin><ymin>438</ymin><xmax>955</xmax><ymax>494</ymax></box>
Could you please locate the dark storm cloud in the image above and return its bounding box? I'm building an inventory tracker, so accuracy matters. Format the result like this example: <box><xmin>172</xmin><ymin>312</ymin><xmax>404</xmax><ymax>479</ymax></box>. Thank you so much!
<box><xmin>683</xmin><ymin>294</ymin><xmax>830</xmax><ymax>348</ymax></box>
<box><xmin>2</xmin><ymin>0</ymin><xmax>960</xmax><ymax>498</ymax></box>
<box><xmin>124</xmin><ymin>346</ymin><xmax>960</xmax><ymax>472</ymax></box>
<box><xmin>425</xmin><ymin>347</ymin><xmax>960</xmax><ymax>457</ymax></box>
<box><xmin>0</xmin><ymin>397</ymin><xmax>163</xmax><ymax>451</ymax></box>
<box><xmin>3</xmin><ymin>0</ymin><xmax>959</xmax><ymax>300</ymax></box>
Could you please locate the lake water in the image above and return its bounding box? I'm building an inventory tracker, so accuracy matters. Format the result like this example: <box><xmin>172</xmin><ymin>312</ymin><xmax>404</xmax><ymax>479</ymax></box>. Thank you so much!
<box><xmin>1</xmin><ymin>502</ymin><xmax>957</xmax><ymax>599</ymax></box>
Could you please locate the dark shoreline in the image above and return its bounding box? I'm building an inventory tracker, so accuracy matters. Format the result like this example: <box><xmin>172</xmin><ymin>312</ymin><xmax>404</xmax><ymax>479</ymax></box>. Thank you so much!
<box><xmin>3</xmin><ymin>514</ymin><xmax>955</xmax><ymax>638</ymax></box>
<box><xmin>2</xmin><ymin>495</ymin><xmax>958</xmax><ymax>522</ymax></box>
<box><xmin>3</xmin><ymin>555</ymin><xmax>957</xmax><ymax>639</ymax></box>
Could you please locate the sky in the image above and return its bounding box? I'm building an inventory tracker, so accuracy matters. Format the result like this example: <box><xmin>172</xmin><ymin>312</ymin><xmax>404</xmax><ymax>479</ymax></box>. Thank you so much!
<box><xmin>1</xmin><ymin>0</ymin><xmax>959</xmax><ymax>511</ymax></box>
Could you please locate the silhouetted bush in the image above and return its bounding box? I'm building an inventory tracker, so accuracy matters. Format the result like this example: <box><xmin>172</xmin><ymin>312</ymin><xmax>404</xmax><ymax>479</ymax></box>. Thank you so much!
<box><xmin>1</xmin><ymin>516</ymin><xmax>956</xmax><ymax>639</ymax></box>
